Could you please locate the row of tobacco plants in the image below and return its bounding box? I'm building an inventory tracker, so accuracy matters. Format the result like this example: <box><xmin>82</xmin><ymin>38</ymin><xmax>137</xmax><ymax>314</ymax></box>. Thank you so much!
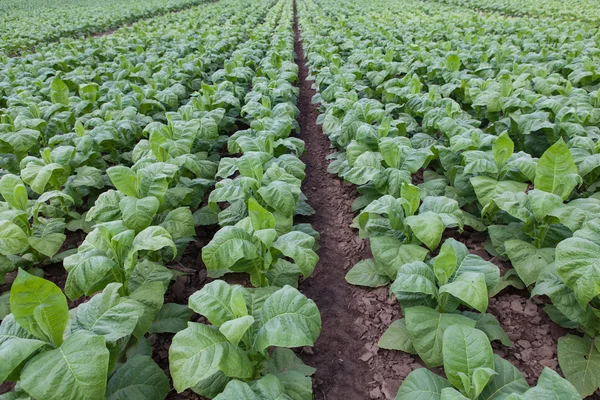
<box><xmin>298</xmin><ymin>0</ymin><xmax>600</xmax><ymax>398</ymax></box>
<box><xmin>0</xmin><ymin>0</ymin><xmax>322</xmax><ymax>399</ymax></box>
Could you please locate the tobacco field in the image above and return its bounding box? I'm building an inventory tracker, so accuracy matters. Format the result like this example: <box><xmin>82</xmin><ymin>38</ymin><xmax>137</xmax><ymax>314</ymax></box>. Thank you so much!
<box><xmin>1</xmin><ymin>0</ymin><xmax>600</xmax><ymax>398</ymax></box>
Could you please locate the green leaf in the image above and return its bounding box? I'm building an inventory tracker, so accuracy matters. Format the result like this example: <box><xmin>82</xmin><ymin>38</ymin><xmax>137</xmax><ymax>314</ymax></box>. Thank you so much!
<box><xmin>28</xmin><ymin>232</ymin><xmax>66</xmax><ymax>258</ymax></box>
<box><xmin>220</xmin><ymin>315</ymin><xmax>255</xmax><ymax>346</ymax></box>
<box><xmin>106</xmin><ymin>355</ymin><xmax>169</xmax><ymax>400</ymax></box>
<box><xmin>169</xmin><ymin>322</ymin><xmax>253</xmax><ymax>392</ymax></box>
<box><xmin>272</xmin><ymin>232</ymin><xmax>318</xmax><ymax>278</ymax></box>
<box><xmin>370</xmin><ymin>237</ymin><xmax>429</xmax><ymax>279</ymax></box>
<box><xmin>149</xmin><ymin>303</ymin><xmax>193</xmax><ymax>334</ymax></box>
<box><xmin>72</xmin><ymin>283</ymin><xmax>145</xmax><ymax>344</ymax></box>
<box><xmin>264</xmin><ymin>348</ymin><xmax>316</xmax><ymax>377</ymax></box>
<box><xmin>462</xmin><ymin>312</ymin><xmax>512</xmax><ymax>347</ymax></box>
<box><xmin>493</xmin><ymin>132</ymin><xmax>514</xmax><ymax>169</ymax></box>
<box><xmin>0</xmin><ymin>175</ymin><xmax>28</xmax><ymax>211</ymax></box>
<box><xmin>526</xmin><ymin>190</ymin><xmax>563</xmax><ymax>222</ymax></box>
<box><xmin>50</xmin><ymin>78</ymin><xmax>69</xmax><ymax>106</ymax></box>
<box><xmin>439</xmin><ymin>272</ymin><xmax>489</xmax><ymax>313</ymax></box>
<box><xmin>107</xmin><ymin>166</ymin><xmax>138</xmax><ymax>198</ymax></box>
<box><xmin>390</xmin><ymin>261</ymin><xmax>438</xmax><ymax>299</ymax></box>
<box><xmin>202</xmin><ymin>226</ymin><xmax>260</xmax><ymax>273</ymax></box>
<box><xmin>555</xmin><ymin>219</ymin><xmax>600</xmax><ymax>307</ymax></box>
<box><xmin>10</xmin><ymin>269</ymin><xmax>68</xmax><ymax>346</ymax></box>
<box><xmin>378</xmin><ymin>319</ymin><xmax>415</xmax><ymax>353</ymax></box>
<box><xmin>254</xmin><ymin>286</ymin><xmax>321</xmax><ymax>352</ymax></box>
<box><xmin>128</xmin><ymin>282</ymin><xmax>165</xmax><ymax>338</ymax></box>
<box><xmin>189</xmin><ymin>281</ymin><xmax>248</xmax><ymax>327</ymax></box>
<box><xmin>520</xmin><ymin>367</ymin><xmax>581</xmax><ymax>400</ymax></box>
<box><xmin>406</xmin><ymin>211</ymin><xmax>445</xmax><ymax>250</ymax></box>
<box><xmin>534</xmin><ymin>138</ymin><xmax>580</xmax><ymax>200</ymax></box>
<box><xmin>248</xmin><ymin>197</ymin><xmax>276</xmax><ymax>231</ymax></box>
<box><xmin>0</xmin><ymin>222</ymin><xmax>28</xmax><ymax>256</ymax></box>
<box><xmin>404</xmin><ymin>306</ymin><xmax>476</xmax><ymax>367</ymax></box>
<box><xmin>441</xmin><ymin>388</ymin><xmax>470</xmax><ymax>400</ymax></box>
<box><xmin>443</xmin><ymin>325</ymin><xmax>494</xmax><ymax>395</ymax></box>
<box><xmin>395</xmin><ymin>368</ymin><xmax>451</xmax><ymax>399</ymax></box>
<box><xmin>557</xmin><ymin>335</ymin><xmax>600</xmax><ymax>397</ymax></box>
<box><xmin>470</xmin><ymin>176</ymin><xmax>528</xmax><ymax>208</ymax></box>
<box><xmin>345</xmin><ymin>259</ymin><xmax>391</xmax><ymax>287</ymax></box>
<box><xmin>479</xmin><ymin>355</ymin><xmax>529</xmax><ymax>400</ymax></box>
<box><xmin>214</xmin><ymin>375</ymin><xmax>293</xmax><ymax>400</ymax></box>
<box><xmin>20</xmin><ymin>331</ymin><xmax>109</xmax><ymax>400</ymax></box>
<box><xmin>0</xmin><ymin>314</ymin><xmax>46</xmax><ymax>382</ymax></box>
<box><xmin>504</xmin><ymin>240</ymin><xmax>554</xmax><ymax>286</ymax></box>
<box><xmin>119</xmin><ymin>196</ymin><xmax>160</xmax><ymax>233</ymax></box>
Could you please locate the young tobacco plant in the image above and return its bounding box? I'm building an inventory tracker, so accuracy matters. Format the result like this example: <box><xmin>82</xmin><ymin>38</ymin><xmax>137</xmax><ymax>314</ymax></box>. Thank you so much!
<box><xmin>395</xmin><ymin>325</ymin><xmax>581</xmax><ymax>400</ymax></box>
<box><xmin>0</xmin><ymin>270</ymin><xmax>169</xmax><ymax>400</ymax></box>
<box><xmin>169</xmin><ymin>280</ymin><xmax>321</xmax><ymax>399</ymax></box>
<box><xmin>202</xmin><ymin>197</ymin><xmax>318</xmax><ymax>287</ymax></box>
<box><xmin>376</xmin><ymin>239</ymin><xmax>509</xmax><ymax>368</ymax></box>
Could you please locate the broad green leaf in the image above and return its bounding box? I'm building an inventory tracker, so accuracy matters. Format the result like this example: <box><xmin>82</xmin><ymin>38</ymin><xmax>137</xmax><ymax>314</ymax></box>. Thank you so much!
<box><xmin>443</xmin><ymin>325</ymin><xmax>494</xmax><ymax>395</ymax></box>
<box><xmin>248</xmin><ymin>197</ymin><xmax>276</xmax><ymax>230</ymax></box>
<box><xmin>0</xmin><ymin>175</ymin><xmax>28</xmax><ymax>211</ymax></box>
<box><xmin>370</xmin><ymin>237</ymin><xmax>429</xmax><ymax>279</ymax></box>
<box><xmin>391</xmin><ymin>261</ymin><xmax>438</xmax><ymax>299</ymax></box>
<box><xmin>405</xmin><ymin>212</ymin><xmax>445</xmax><ymax>250</ymax></box>
<box><xmin>555</xmin><ymin>220</ymin><xmax>600</xmax><ymax>307</ymax></box>
<box><xmin>28</xmin><ymin>232</ymin><xmax>66</xmax><ymax>258</ymax></box>
<box><xmin>20</xmin><ymin>331</ymin><xmax>109</xmax><ymax>400</ymax></box>
<box><xmin>202</xmin><ymin>226</ymin><xmax>260</xmax><ymax>273</ymax></box>
<box><xmin>149</xmin><ymin>303</ymin><xmax>193</xmax><ymax>334</ymax></box>
<box><xmin>470</xmin><ymin>176</ymin><xmax>527</xmax><ymax>207</ymax></box>
<box><xmin>395</xmin><ymin>368</ymin><xmax>451</xmax><ymax>399</ymax></box>
<box><xmin>71</xmin><ymin>283</ymin><xmax>145</xmax><ymax>343</ymax></box>
<box><xmin>107</xmin><ymin>166</ymin><xmax>138</xmax><ymax>198</ymax></box>
<box><xmin>161</xmin><ymin>207</ymin><xmax>195</xmax><ymax>240</ymax></box>
<box><xmin>128</xmin><ymin>282</ymin><xmax>165</xmax><ymax>338</ymax></box>
<box><xmin>0</xmin><ymin>314</ymin><xmax>46</xmax><ymax>382</ymax></box>
<box><xmin>404</xmin><ymin>306</ymin><xmax>476</xmax><ymax>367</ymax></box>
<box><xmin>526</xmin><ymin>190</ymin><xmax>563</xmax><ymax>222</ymax></box>
<box><xmin>220</xmin><ymin>315</ymin><xmax>254</xmax><ymax>346</ymax></box>
<box><xmin>119</xmin><ymin>196</ymin><xmax>160</xmax><ymax>233</ymax></box>
<box><xmin>264</xmin><ymin>348</ymin><xmax>316</xmax><ymax>377</ymax></box>
<box><xmin>254</xmin><ymin>286</ymin><xmax>321</xmax><ymax>352</ymax></box>
<box><xmin>189</xmin><ymin>281</ymin><xmax>248</xmax><ymax>327</ymax></box>
<box><xmin>504</xmin><ymin>240</ymin><xmax>554</xmax><ymax>286</ymax></box>
<box><xmin>534</xmin><ymin>139</ymin><xmax>580</xmax><ymax>200</ymax></box>
<box><xmin>434</xmin><ymin>239</ymin><xmax>469</xmax><ymax>285</ymax></box>
<box><xmin>440</xmin><ymin>388</ymin><xmax>470</xmax><ymax>400</ymax></box>
<box><xmin>345</xmin><ymin>259</ymin><xmax>391</xmax><ymax>287</ymax></box>
<box><xmin>106</xmin><ymin>355</ymin><xmax>169</xmax><ymax>400</ymax></box>
<box><xmin>520</xmin><ymin>368</ymin><xmax>581</xmax><ymax>400</ymax></box>
<box><xmin>493</xmin><ymin>132</ymin><xmax>514</xmax><ymax>169</ymax></box>
<box><xmin>479</xmin><ymin>355</ymin><xmax>529</xmax><ymax>400</ymax></box>
<box><xmin>557</xmin><ymin>335</ymin><xmax>600</xmax><ymax>397</ymax></box>
<box><xmin>440</xmin><ymin>272</ymin><xmax>489</xmax><ymax>313</ymax></box>
<box><xmin>378</xmin><ymin>319</ymin><xmax>415</xmax><ymax>353</ymax></box>
<box><xmin>214</xmin><ymin>375</ymin><xmax>293</xmax><ymax>400</ymax></box>
<box><xmin>0</xmin><ymin>222</ymin><xmax>28</xmax><ymax>256</ymax></box>
<box><xmin>50</xmin><ymin>78</ymin><xmax>69</xmax><ymax>105</ymax></box>
<box><xmin>272</xmin><ymin>232</ymin><xmax>318</xmax><ymax>278</ymax></box>
<box><xmin>169</xmin><ymin>323</ymin><xmax>253</xmax><ymax>392</ymax></box>
<box><xmin>462</xmin><ymin>312</ymin><xmax>512</xmax><ymax>347</ymax></box>
<box><xmin>10</xmin><ymin>269</ymin><xmax>68</xmax><ymax>346</ymax></box>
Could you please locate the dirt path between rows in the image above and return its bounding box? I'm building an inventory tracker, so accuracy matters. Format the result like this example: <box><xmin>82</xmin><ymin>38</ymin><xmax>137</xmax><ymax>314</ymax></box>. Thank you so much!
<box><xmin>292</xmin><ymin>4</ymin><xmax>396</xmax><ymax>398</ymax></box>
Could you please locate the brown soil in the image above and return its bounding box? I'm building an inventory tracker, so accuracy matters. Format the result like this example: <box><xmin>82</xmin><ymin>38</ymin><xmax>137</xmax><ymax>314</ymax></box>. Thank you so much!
<box><xmin>292</xmin><ymin>6</ymin><xmax>412</xmax><ymax>398</ymax></box>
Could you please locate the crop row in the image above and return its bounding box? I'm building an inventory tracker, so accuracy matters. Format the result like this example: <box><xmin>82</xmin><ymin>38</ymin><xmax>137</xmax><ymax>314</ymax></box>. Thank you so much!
<box><xmin>298</xmin><ymin>0</ymin><xmax>600</xmax><ymax>397</ymax></box>
<box><xmin>427</xmin><ymin>0</ymin><xmax>600</xmax><ymax>24</ymax></box>
<box><xmin>0</xmin><ymin>0</ymin><xmax>206</xmax><ymax>55</ymax></box>
<box><xmin>0</xmin><ymin>0</ymin><xmax>322</xmax><ymax>399</ymax></box>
